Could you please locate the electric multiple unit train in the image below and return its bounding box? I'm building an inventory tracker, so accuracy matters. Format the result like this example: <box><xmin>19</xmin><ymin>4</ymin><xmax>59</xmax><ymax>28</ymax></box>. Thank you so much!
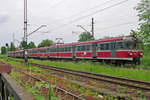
<box><xmin>8</xmin><ymin>35</ymin><xmax>143</xmax><ymax>65</ymax></box>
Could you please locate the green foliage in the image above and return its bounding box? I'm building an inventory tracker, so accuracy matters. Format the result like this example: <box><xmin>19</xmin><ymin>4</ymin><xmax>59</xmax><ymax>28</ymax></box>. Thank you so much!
<box><xmin>130</xmin><ymin>29</ymin><xmax>138</xmax><ymax>36</ymax></box>
<box><xmin>38</xmin><ymin>39</ymin><xmax>53</xmax><ymax>47</ymax></box>
<box><xmin>9</xmin><ymin>42</ymin><xmax>16</xmax><ymax>51</ymax></box>
<box><xmin>136</xmin><ymin>0</ymin><xmax>150</xmax><ymax>22</ymax></box>
<box><xmin>120</xmin><ymin>86</ymin><xmax>126</xmax><ymax>93</ymax></box>
<box><xmin>27</xmin><ymin>41</ymin><xmax>36</xmax><ymax>49</ymax></box>
<box><xmin>143</xmin><ymin>45</ymin><xmax>150</xmax><ymax>55</ymax></box>
<box><xmin>27</xmin><ymin>81</ymin><xmax>58</xmax><ymax>100</ymax></box>
<box><xmin>78</xmin><ymin>32</ymin><xmax>94</xmax><ymax>42</ymax></box>
<box><xmin>136</xmin><ymin>0</ymin><xmax>150</xmax><ymax>46</ymax></box>
<box><xmin>1</xmin><ymin>46</ymin><xmax>6</xmax><ymax>54</ymax></box>
<box><xmin>19</xmin><ymin>41</ymin><xmax>27</xmax><ymax>49</ymax></box>
<box><xmin>27</xmin><ymin>81</ymin><xmax>45</xmax><ymax>100</ymax></box>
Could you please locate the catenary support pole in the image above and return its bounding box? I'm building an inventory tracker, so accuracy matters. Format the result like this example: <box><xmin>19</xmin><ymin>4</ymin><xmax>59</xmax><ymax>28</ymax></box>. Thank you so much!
<box><xmin>91</xmin><ymin>17</ymin><xmax>94</xmax><ymax>39</ymax></box>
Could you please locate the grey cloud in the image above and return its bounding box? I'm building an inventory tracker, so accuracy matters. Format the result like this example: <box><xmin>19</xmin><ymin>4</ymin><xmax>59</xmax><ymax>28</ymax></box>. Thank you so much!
<box><xmin>0</xmin><ymin>14</ymin><xmax>9</xmax><ymax>24</ymax></box>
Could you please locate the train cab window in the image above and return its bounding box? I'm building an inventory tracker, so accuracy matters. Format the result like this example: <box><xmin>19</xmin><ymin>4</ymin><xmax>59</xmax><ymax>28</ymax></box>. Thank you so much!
<box><xmin>118</xmin><ymin>42</ymin><xmax>123</xmax><ymax>49</ymax></box>
<box><xmin>126</xmin><ymin>41</ymin><xmax>136</xmax><ymax>49</ymax></box>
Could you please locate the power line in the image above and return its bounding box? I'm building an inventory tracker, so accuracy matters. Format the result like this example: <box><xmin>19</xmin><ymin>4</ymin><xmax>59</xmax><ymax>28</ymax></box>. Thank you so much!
<box><xmin>97</xmin><ymin>21</ymin><xmax>137</xmax><ymax>31</ymax></box>
<box><xmin>48</xmin><ymin>0</ymin><xmax>129</xmax><ymax>32</ymax></box>
<box><xmin>47</xmin><ymin>0</ymin><xmax>116</xmax><ymax>24</ymax></box>
<box><xmin>29</xmin><ymin>0</ymin><xmax>65</xmax><ymax>20</ymax></box>
<box><xmin>95</xmin><ymin>15</ymin><xmax>136</xmax><ymax>24</ymax></box>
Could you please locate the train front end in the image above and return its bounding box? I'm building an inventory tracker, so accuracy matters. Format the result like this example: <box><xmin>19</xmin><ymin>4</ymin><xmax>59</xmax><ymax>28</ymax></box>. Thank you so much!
<box><xmin>122</xmin><ymin>35</ymin><xmax>143</xmax><ymax>64</ymax></box>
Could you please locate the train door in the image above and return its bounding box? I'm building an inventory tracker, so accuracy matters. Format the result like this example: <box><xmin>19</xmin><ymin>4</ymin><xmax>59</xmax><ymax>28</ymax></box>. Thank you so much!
<box><xmin>92</xmin><ymin>43</ymin><xmax>97</xmax><ymax>59</ymax></box>
<box><xmin>111</xmin><ymin>42</ymin><xmax>116</xmax><ymax>57</ymax></box>
<box><xmin>72</xmin><ymin>45</ymin><xmax>76</xmax><ymax>59</ymax></box>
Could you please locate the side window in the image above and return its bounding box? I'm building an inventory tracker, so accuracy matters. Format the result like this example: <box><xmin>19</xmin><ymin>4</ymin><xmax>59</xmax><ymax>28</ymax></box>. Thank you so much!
<box><xmin>77</xmin><ymin>46</ymin><xmax>80</xmax><ymax>51</ymax></box>
<box><xmin>64</xmin><ymin>47</ymin><xmax>66</xmax><ymax>52</ymax></box>
<box><xmin>100</xmin><ymin>44</ymin><xmax>104</xmax><ymax>50</ymax></box>
<box><xmin>59</xmin><ymin>48</ymin><xmax>61</xmax><ymax>52</ymax></box>
<box><xmin>118</xmin><ymin>42</ymin><xmax>123</xmax><ymax>49</ymax></box>
<box><xmin>68</xmin><ymin>47</ymin><xmax>71</xmax><ymax>52</ymax></box>
<box><xmin>85</xmin><ymin>45</ymin><xmax>89</xmax><ymax>51</ymax></box>
<box><xmin>62</xmin><ymin>48</ymin><xmax>64</xmax><ymax>52</ymax></box>
<box><xmin>50</xmin><ymin>48</ymin><xmax>52</xmax><ymax>52</ymax></box>
<box><xmin>111</xmin><ymin>43</ymin><xmax>115</xmax><ymax>49</ymax></box>
<box><xmin>83</xmin><ymin>45</ymin><xmax>86</xmax><ymax>51</ymax></box>
<box><xmin>81</xmin><ymin>46</ymin><xmax>84</xmax><ymax>51</ymax></box>
<box><xmin>105</xmin><ymin>43</ymin><xmax>109</xmax><ymax>50</ymax></box>
<box><xmin>47</xmin><ymin>48</ymin><xmax>49</xmax><ymax>53</ymax></box>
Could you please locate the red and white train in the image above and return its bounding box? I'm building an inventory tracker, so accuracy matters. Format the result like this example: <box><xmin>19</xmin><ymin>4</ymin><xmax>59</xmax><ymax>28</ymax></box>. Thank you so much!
<box><xmin>8</xmin><ymin>35</ymin><xmax>143</xmax><ymax>65</ymax></box>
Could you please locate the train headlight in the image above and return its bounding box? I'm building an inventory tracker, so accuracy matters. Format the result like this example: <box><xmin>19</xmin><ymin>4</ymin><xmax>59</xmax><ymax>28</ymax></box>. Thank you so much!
<box><xmin>140</xmin><ymin>53</ymin><xmax>143</xmax><ymax>56</ymax></box>
<box><xmin>129</xmin><ymin>52</ymin><xmax>133</xmax><ymax>56</ymax></box>
<box><xmin>132</xmin><ymin>37</ymin><xmax>137</xmax><ymax>41</ymax></box>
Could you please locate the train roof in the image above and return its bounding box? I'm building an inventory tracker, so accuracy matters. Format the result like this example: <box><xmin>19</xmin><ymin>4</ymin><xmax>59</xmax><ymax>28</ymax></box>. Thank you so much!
<box><xmin>9</xmin><ymin>35</ymin><xmax>137</xmax><ymax>52</ymax></box>
<box><xmin>34</xmin><ymin>35</ymin><xmax>130</xmax><ymax>49</ymax></box>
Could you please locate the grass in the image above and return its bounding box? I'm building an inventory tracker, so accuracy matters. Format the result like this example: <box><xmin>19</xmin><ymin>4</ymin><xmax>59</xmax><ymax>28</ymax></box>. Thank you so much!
<box><xmin>28</xmin><ymin>59</ymin><xmax>150</xmax><ymax>82</ymax></box>
<box><xmin>1</xmin><ymin>55</ymin><xmax>149</xmax><ymax>100</ymax></box>
<box><xmin>136</xmin><ymin>55</ymin><xmax>150</xmax><ymax>69</ymax></box>
<box><xmin>1</xmin><ymin>57</ymin><xmax>101</xmax><ymax>100</ymax></box>
<box><xmin>1</xmin><ymin>55</ymin><xmax>150</xmax><ymax>82</ymax></box>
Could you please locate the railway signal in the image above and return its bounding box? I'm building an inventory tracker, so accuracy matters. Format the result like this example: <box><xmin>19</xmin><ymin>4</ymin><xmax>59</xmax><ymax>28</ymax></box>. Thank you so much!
<box><xmin>6</xmin><ymin>43</ymin><xmax>8</xmax><ymax>61</ymax></box>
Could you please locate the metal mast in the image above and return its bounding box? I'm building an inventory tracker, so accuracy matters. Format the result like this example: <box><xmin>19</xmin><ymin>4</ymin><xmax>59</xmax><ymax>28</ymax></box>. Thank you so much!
<box><xmin>24</xmin><ymin>0</ymin><xmax>28</xmax><ymax>62</ymax></box>
<box><xmin>91</xmin><ymin>18</ymin><xmax>94</xmax><ymax>39</ymax></box>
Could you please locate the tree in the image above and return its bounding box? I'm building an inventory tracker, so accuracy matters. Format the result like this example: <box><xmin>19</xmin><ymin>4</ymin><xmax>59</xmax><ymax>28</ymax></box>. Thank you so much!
<box><xmin>1</xmin><ymin>46</ymin><xmax>6</xmax><ymax>54</ymax></box>
<box><xmin>27</xmin><ymin>41</ymin><xmax>36</xmax><ymax>49</ymax></box>
<box><xmin>78</xmin><ymin>32</ymin><xmax>94</xmax><ymax>42</ymax></box>
<box><xmin>9</xmin><ymin>42</ymin><xmax>16</xmax><ymax>51</ymax></box>
<box><xmin>19</xmin><ymin>41</ymin><xmax>27</xmax><ymax>49</ymax></box>
<box><xmin>38</xmin><ymin>39</ymin><xmax>53</xmax><ymax>47</ymax></box>
<box><xmin>136</xmin><ymin>0</ymin><xmax>150</xmax><ymax>46</ymax></box>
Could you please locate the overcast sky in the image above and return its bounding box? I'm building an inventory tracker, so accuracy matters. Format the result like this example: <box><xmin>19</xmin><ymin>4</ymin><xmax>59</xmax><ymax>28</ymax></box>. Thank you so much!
<box><xmin>0</xmin><ymin>0</ymin><xmax>140</xmax><ymax>47</ymax></box>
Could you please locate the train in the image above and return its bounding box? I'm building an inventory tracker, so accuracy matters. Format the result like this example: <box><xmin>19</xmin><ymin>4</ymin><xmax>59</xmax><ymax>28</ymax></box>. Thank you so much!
<box><xmin>8</xmin><ymin>35</ymin><xmax>143</xmax><ymax>65</ymax></box>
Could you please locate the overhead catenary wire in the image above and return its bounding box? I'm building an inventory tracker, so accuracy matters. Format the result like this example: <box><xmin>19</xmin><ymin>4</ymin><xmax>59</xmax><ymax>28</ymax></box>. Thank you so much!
<box><xmin>46</xmin><ymin>0</ymin><xmax>117</xmax><ymax>24</ymax></box>
<box><xmin>47</xmin><ymin>0</ymin><xmax>129</xmax><ymax>32</ymax></box>
<box><xmin>95</xmin><ymin>15</ymin><xmax>137</xmax><ymax>24</ymax></box>
<box><xmin>29</xmin><ymin>0</ymin><xmax>65</xmax><ymax>20</ymax></box>
<box><xmin>97</xmin><ymin>21</ymin><xmax>137</xmax><ymax>31</ymax></box>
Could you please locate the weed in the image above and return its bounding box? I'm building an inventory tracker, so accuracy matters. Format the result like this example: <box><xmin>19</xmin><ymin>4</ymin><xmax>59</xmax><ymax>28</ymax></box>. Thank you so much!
<box><xmin>120</xmin><ymin>86</ymin><xmax>126</xmax><ymax>93</ymax></box>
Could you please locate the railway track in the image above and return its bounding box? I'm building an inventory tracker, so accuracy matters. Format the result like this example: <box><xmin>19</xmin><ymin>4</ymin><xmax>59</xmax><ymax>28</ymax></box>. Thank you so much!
<box><xmin>12</xmin><ymin>67</ymin><xmax>85</xmax><ymax>100</ymax></box>
<box><xmin>9</xmin><ymin>59</ymin><xmax>150</xmax><ymax>92</ymax></box>
<box><xmin>32</xmin><ymin>63</ymin><xmax>150</xmax><ymax>91</ymax></box>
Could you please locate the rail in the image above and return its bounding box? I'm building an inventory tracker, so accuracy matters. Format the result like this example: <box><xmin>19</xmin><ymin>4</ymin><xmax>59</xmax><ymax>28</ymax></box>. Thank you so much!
<box><xmin>8</xmin><ymin>58</ymin><xmax>150</xmax><ymax>91</ymax></box>
<box><xmin>13</xmin><ymin>68</ymin><xmax>85</xmax><ymax>100</ymax></box>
